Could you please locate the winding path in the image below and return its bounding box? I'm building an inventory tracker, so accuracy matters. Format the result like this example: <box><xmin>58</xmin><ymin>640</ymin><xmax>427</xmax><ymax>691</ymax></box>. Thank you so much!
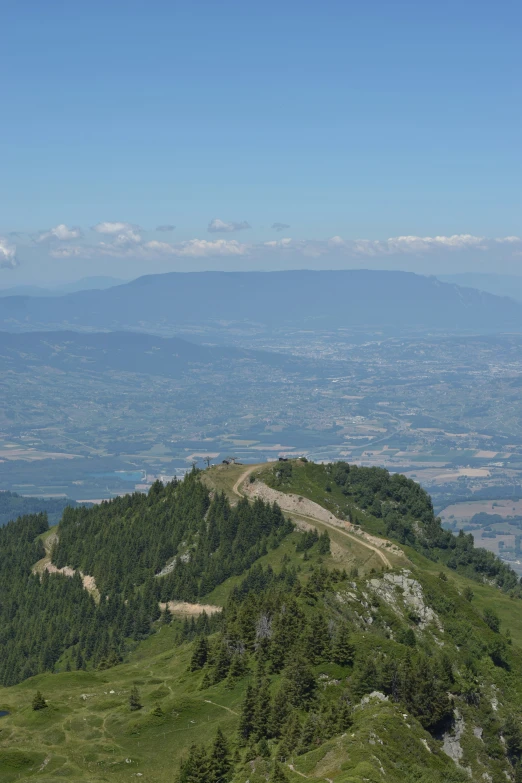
<box><xmin>232</xmin><ymin>465</ymin><xmax>393</xmax><ymax>569</ymax></box>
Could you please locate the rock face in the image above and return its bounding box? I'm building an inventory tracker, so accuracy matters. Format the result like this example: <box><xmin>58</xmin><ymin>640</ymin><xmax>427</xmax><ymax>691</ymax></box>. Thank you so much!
<box><xmin>369</xmin><ymin>570</ymin><xmax>443</xmax><ymax>631</ymax></box>
<box><xmin>442</xmin><ymin>711</ymin><xmax>465</xmax><ymax>764</ymax></box>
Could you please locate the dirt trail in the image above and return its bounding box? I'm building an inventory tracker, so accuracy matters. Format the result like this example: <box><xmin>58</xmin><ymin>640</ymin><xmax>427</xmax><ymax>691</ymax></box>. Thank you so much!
<box><xmin>288</xmin><ymin>764</ymin><xmax>309</xmax><ymax>778</ymax></box>
<box><xmin>233</xmin><ymin>466</ymin><xmax>396</xmax><ymax>569</ymax></box>
<box><xmin>203</xmin><ymin>699</ymin><xmax>238</xmax><ymax>715</ymax></box>
<box><xmin>33</xmin><ymin>531</ymin><xmax>100</xmax><ymax>600</ymax></box>
<box><xmin>232</xmin><ymin>464</ymin><xmax>258</xmax><ymax>496</ymax></box>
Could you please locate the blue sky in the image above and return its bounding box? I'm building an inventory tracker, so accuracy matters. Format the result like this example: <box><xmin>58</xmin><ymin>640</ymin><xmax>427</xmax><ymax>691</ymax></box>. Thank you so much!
<box><xmin>1</xmin><ymin>0</ymin><xmax>521</xmax><ymax>283</ymax></box>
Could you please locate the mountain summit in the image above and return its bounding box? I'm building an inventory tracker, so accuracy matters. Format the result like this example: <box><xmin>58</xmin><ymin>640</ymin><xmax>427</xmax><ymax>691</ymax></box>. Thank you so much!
<box><xmin>0</xmin><ymin>270</ymin><xmax>520</xmax><ymax>334</ymax></box>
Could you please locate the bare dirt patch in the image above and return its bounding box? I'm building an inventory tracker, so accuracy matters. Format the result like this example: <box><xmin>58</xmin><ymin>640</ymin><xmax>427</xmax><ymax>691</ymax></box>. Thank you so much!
<box><xmin>41</xmin><ymin>562</ymin><xmax>100</xmax><ymax>601</ymax></box>
<box><xmin>160</xmin><ymin>601</ymin><xmax>222</xmax><ymax>617</ymax></box>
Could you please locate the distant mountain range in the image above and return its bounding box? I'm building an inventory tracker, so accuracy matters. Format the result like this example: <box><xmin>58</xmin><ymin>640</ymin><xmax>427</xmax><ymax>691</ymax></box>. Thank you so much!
<box><xmin>0</xmin><ymin>269</ymin><xmax>520</xmax><ymax>334</ymax></box>
<box><xmin>0</xmin><ymin>276</ymin><xmax>127</xmax><ymax>298</ymax></box>
<box><xmin>437</xmin><ymin>273</ymin><xmax>522</xmax><ymax>302</ymax></box>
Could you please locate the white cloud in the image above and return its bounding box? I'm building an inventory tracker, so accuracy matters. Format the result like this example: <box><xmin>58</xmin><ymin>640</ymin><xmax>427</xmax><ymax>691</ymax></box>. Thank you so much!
<box><xmin>49</xmin><ymin>245</ymin><xmax>84</xmax><ymax>258</ymax></box>
<box><xmin>495</xmin><ymin>236</ymin><xmax>522</xmax><ymax>244</ymax></box>
<box><xmin>325</xmin><ymin>234</ymin><xmax>495</xmax><ymax>256</ymax></box>
<box><xmin>0</xmin><ymin>237</ymin><xmax>17</xmax><ymax>268</ymax></box>
<box><xmin>35</xmin><ymin>224</ymin><xmax>83</xmax><ymax>243</ymax></box>
<box><xmin>50</xmin><ymin>237</ymin><xmax>249</xmax><ymax>260</ymax></box>
<box><xmin>156</xmin><ymin>224</ymin><xmax>176</xmax><ymax>232</ymax></box>
<box><xmin>29</xmin><ymin>225</ymin><xmax>522</xmax><ymax>265</ymax></box>
<box><xmin>387</xmin><ymin>234</ymin><xmax>488</xmax><ymax>253</ymax></box>
<box><xmin>264</xmin><ymin>237</ymin><xmax>293</xmax><ymax>248</ymax></box>
<box><xmin>272</xmin><ymin>222</ymin><xmax>290</xmax><ymax>231</ymax></box>
<box><xmin>144</xmin><ymin>239</ymin><xmax>249</xmax><ymax>257</ymax></box>
<box><xmin>208</xmin><ymin>218</ymin><xmax>251</xmax><ymax>233</ymax></box>
<box><xmin>91</xmin><ymin>221</ymin><xmax>142</xmax><ymax>249</ymax></box>
<box><xmin>92</xmin><ymin>221</ymin><xmax>140</xmax><ymax>235</ymax></box>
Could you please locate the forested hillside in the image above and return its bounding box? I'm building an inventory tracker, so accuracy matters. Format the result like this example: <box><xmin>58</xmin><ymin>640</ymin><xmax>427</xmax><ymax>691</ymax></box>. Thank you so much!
<box><xmin>0</xmin><ymin>471</ymin><xmax>291</xmax><ymax>686</ymax></box>
<box><xmin>1</xmin><ymin>463</ymin><xmax>522</xmax><ymax>783</ymax></box>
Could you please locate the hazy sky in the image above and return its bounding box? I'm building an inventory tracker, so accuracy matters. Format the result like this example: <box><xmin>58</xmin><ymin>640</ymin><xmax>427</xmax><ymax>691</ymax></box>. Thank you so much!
<box><xmin>1</xmin><ymin>0</ymin><xmax>521</xmax><ymax>283</ymax></box>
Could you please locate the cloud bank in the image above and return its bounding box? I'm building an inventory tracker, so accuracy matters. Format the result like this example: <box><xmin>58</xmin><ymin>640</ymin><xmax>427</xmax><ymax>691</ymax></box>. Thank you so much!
<box><xmin>4</xmin><ymin>225</ymin><xmax>522</xmax><ymax>270</ymax></box>
<box><xmin>35</xmin><ymin>224</ymin><xmax>83</xmax><ymax>243</ymax></box>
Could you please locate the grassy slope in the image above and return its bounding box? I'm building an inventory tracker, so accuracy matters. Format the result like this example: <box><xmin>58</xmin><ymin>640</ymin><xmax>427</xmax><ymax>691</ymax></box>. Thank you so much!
<box><xmin>0</xmin><ymin>463</ymin><xmax>520</xmax><ymax>782</ymax></box>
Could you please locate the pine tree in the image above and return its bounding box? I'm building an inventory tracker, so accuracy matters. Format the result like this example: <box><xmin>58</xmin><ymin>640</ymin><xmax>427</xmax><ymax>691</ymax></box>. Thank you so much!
<box><xmin>209</xmin><ymin>726</ymin><xmax>232</xmax><ymax>783</ymax></box>
<box><xmin>337</xmin><ymin>694</ymin><xmax>353</xmax><ymax>731</ymax></box>
<box><xmin>212</xmin><ymin>640</ymin><xmax>231</xmax><ymax>683</ymax></box>
<box><xmin>190</xmin><ymin>636</ymin><xmax>209</xmax><ymax>671</ymax></box>
<box><xmin>129</xmin><ymin>685</ymin><xmax>142</xmax><ymax>711</ymax></box>
<box><xmin>305</xmin><ymin>612</ymin><xmax>330</xmax><ymax>663</ymax></box>
<box><xmin>353</xmin><ymin>657</ymin><xmax>379</xmax><ymax>698</ymax></box>
<box><xmin>32</xmin><ymin>690</ymin><xmax>47</xmax><ymax>710</ymax></box>
<box><xmin>278</xmin><ymin>712</ymin><xmax>301</xmax><ymax>759</ymax></box>
<box><xmin>225</xmin><ymin>653</ymin><xmax>247</xmax><ymax>688</ymax></box>
<box><xmin>258</xmin><ymin>737</ymin><xmax>271</xmax><ymax>758</ymax></box>
<box><xmin>238</xmin><ymin>684</ymin><xmax>257</xmax><ymax>744</ymax></box>
<box><xmin>298</xmin><ymin>712</ymin><xmax>320</xmax><ymax>755</ymax></box>
<box><xmin>271</xmin><ymin>761</ymin><xmax>290</xmax><ymax>782</ymax></box>
<box><xmin>162</xmin><ymin>605</ymin><xmax>173</xmax><ymax>625</ymax></box>
<box><xmin>331</xmin><ymin>622</ymin><xmax>354</xmax><ymax>666</ymax></box>
<box><xmin>178</xmin><ymin>743</ymin><xmax>209</xmax><ymax>783</ymax></box>
<box><xmin>318</xmin><ymin>531</ymin><xmax>331</xmax><ymax>555</ymax></box>
<box><xmin>253</xmin><ymin>678</ymin><xmax>272</xmax><ymax>740</ymax></box>
<box><xmin>283</xmin><ymin>655</ymin><xmax>317</xmax><ymax>708</ymax></box>
<box><xmin>269</xmin><ymin>683</ymin><xmax>291</xmax><ymax>738</ymax></box>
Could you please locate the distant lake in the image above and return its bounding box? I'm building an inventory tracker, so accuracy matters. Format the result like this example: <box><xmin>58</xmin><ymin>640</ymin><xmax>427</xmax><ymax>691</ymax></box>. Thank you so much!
<box><xmin>0</xmin><ymin>710</ymin><xmax>9</xmax><ymax>718</ymax></box>
<box><xmin>91</xmin><ymin>471</ymin><xmax>144</xmax><ymax>482</ymax></box>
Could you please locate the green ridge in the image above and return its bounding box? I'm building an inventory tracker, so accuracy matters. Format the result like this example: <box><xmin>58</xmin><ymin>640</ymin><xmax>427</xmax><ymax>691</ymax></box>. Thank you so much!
<box><xmin>0</xmin><ymin>462</ymin><xmax>521</xmax><ymax>782</ymax></box>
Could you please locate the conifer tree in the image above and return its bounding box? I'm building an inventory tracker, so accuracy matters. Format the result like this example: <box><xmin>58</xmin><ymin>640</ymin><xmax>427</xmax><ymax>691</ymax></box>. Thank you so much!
<box><xmin>331</xmin><ymin>622</ymin><xmax>355</xmax><ymax>666</ymax></box>
<box><xmin>225</xmin><ymin>653</ymin><xmax>248</xmax><ymax>689</ymax></box>
<box><xmin>305</xmin><ymin>612</ymin><xmax>330</xmax><ymax>663</ymax></box>
<box><xmin>129</xmin><ymin>685</ymin><xmax>142</xmax><ymax>711</ymax></box>
<box><xmin>253</xmin><ymin>678</ymin><xmax>272</xmax><ymax>740</ymax></box>
<box><xmin>318</xmin><ymin>531</ymin><xmax>331</xmax><ymax>555</ymax></box>
<box><xmin>278</xmin><ymin>712</ymin><xmax>302</xmax><ymax>759</ymax></box>
<box><xmin>209</xmin><ymin>726</ymin><xmax>232</xmax><ymax>783</ymax></box>
<box><xmin>269</xmin><ymin>683</ymin><xmax>291</xmax><ymax>738</ymax></box>
<box><xmin>162</xmin><ymin>605</ymin><xmax>173</xmax><ymax>624</ymax></box>
<box><xmin>238</xmin><ymin>684</ymin><xmax>257</xmax><ymax>744</ymax></box>
<box><xmin>283</xmin><ymin>655</ymin><xmax>317</xmax><ymax>708</ymax></box>
<box><xmin>298</xmin><ymin>712</ymin><xmax>320</xmax><ymax>755</ymax></box>
<box><xmin>337</xmin><ymin>694</ymin><xmax>353</xmax><ymax>731</ymax></box>
<box><xmin>32</xmin><ymin>690</ymin><xmax>47</xmax><ymax>710</ymax></box>
<box><xmin>190</xmin><ymin>636</ymin><xmax>209</xmax><ymax>671</ymax></box>
<box><xmin>178</xmin><ymin>743</ymin><xmax>209</xmax><ymax>783</ymax></box>
<box><xmin>353</xmin><ymin>656</ymin><xmax>379</xmax><ymax>698</ymax></box>
<box><xmin>271</xmin><ymin>761</ymin><xmax>290</xmax><ymax>782</ymax></box>
<box><xmin>212</xmin><ymin>639</ymin><xmax>231</xmax><ymax>683</ymax></box>
<box><xmin>258</xmin><ymin>737</ymin><xmax>271</xmax><ymax>758</ymax></box>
